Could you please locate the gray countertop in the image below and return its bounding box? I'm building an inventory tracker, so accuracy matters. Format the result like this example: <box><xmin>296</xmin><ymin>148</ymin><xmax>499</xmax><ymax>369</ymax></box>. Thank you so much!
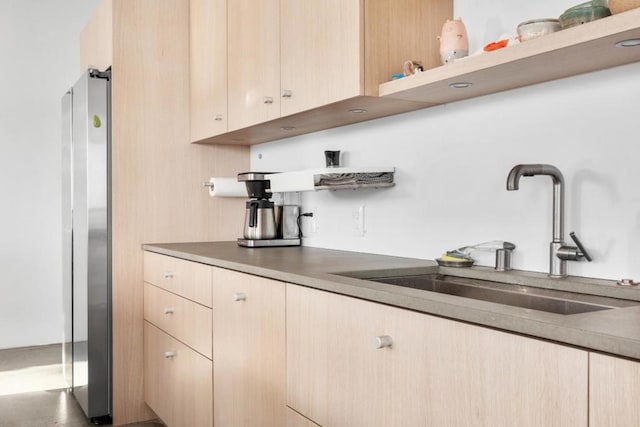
<box><xmin>143</xmin><ymin>241</ymin><xmax>640</xmax><ymax>360</ymax></box>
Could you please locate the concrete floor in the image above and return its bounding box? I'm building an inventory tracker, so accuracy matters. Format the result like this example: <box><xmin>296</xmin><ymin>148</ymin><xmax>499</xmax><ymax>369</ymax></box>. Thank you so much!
<box><xmin>0</xmin><ymin>345</ymin><xmax>67</xmax><ymax>396</ymax></box>
<box><xmin>0</xmin><ymin>345</ymin><xmax>164</xmax><ymax>427</ymax></box>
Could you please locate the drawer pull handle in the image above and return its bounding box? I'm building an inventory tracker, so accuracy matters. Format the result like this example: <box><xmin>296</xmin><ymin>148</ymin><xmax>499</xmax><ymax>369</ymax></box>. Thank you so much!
<box><xmin>164</xmin><ymin>307</ymin><xmax>175</xmax><ymax>315</ymax></box>
<box><xmin>214</xmin><ymin>114</ymin><xmax>223</xmax><ymax>121</ymax></box>
<box><xmin>233</xmin><ymin>292</ymin><xmax>247</xmax><ymax>302</ymax></box>
<box><xmin>164</xmin><ymin>351</ymin><xmax>176</xmax><ymax>359</ymax></box>
<box><xmin>375</xmin><ymin>335</ymin><xmax>393</xmax><ymax>349</ymax></box>
<box><xmin>282</xmin><ymin>90</ymin><xmax>293</xmax><ymax>98</ymax></box>
<box><xmin>164</xmin><ymin>272</ymin><xmax>174</xmax><ymax>279</ymax></box>
<box><xmin>263</xmin><ymin>96</ymin><xmax>274</xmax><ymax>104</ymax></box>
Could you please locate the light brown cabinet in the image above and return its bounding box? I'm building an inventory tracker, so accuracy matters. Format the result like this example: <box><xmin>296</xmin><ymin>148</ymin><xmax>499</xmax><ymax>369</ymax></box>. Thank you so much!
<box><xmin>143</xmin><ymin>322</ymin><xmax>213</xmax><ymax>427</ymax></box>
<box><xmin>143</xmin><ymin>251</ymin><xmax>640</xmax><ymax>427</ymax></box>
<box><xmin>211</xmin><ymin>267</ymin><xmax>286</xmax><ymax>427</ymax></box>
<box><xmin>80</xmin><ymin>2</ymin><xmax>249</xmax><ymax>422</ymax></box>
<box><xmin>227</xmin><ymin>0</ymin><xmax>281</xmax><ymax>131</ymax></box>
<box><xmin>589</xmin><ymin>352</ymin><xmax>640</xmax><ymax>426</ymax></box>
<box><xmin>287</xmin><ymin>284</ymin><xmax>589</xmax><ymax>427</ymax></box>
<box><xmin>189</xmin><ymin>0</ymin><xmax>227</xmax><ymax>140</ymax></box>
<box><xmin>143</xmin><ymin>282</ymin><xmax>212</xmax><ymax>359</ymax></box>
<box><xmin>280</xmin><ymin>0</ymin><xmax>362</xmax><ymax>116</ymax></box>
<box><xmin>191</xmin><ymin>0</ymin><xmax>452</xmax><ymax>145</ymax></box>
<box><xmin>143</xmin><ymin>251</ymin><xmax>213</xmax><ymax>308</ymax></box>
<box><xmin>143</xmin><ymin>252</ymin><xmax>213</xmax><ymax>427</ymax></box>
<box><xmin>280</xmin><ymin>0</ymin><xmax>452</xmax><ymax>116</ymax></box>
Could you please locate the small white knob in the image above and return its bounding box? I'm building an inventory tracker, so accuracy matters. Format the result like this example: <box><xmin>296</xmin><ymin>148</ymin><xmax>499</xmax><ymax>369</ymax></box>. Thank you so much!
<box><xmin>164</xmin><ymin>351</ymin><xmax>176</xmax><ymax>359</ymax></box>
<box><xmin>164</xmin><ymin>307</ymin><xmax>174</xmax><ymax>315</ymax></box>
<box><xmin>375</xmin><ymin>335</ymin><xmax>393</xmax><ymax>349</ymax></box>
<box><xmin>164</xmin><ymin>272</ymin><xmax>174</xmax><ymax>279</ymax></box>
<box><xmin>263</xmin><ymin>96</ymin><xmax>274</xmax><ymax>104</ymax></box>
<box><xmin>233</xmin><ymin>292</ymin><xmax>247</xmax><ymax>302</ymax></box>
<box><xmin>282</xmin><ymin>90</ymin><xmax>292</xmax><ymax>98</ymax></box>
<box><xmin>214</xmin><ymin>114</ymin><xmax>223</xmax><ymax>121</ymax></box>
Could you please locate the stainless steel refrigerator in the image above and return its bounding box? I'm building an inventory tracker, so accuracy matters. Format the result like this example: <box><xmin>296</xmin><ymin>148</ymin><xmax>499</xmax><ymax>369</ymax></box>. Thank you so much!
<box><xmin>62</xmin><ymin>69</ymin><xmax>112</xmax><ymax>424</ymax></box>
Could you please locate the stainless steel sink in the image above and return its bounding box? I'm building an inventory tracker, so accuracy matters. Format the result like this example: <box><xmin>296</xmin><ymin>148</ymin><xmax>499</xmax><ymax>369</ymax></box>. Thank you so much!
<box><xmin>364</xmin><ymin>274</ymin><xmax>636</xmax><ymax>315</ymax></box>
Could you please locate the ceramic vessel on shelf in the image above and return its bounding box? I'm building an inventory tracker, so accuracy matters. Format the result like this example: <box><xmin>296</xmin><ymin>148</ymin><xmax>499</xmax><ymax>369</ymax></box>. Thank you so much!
<box><xmin>438</xmin><ymin>18</ymin><xmax>469</xmax><ymax>64</ymax></box>
<box><xmin>559</xmin><ymin>2</ymin><xmax>612</xmax><ymax>28</ymax></box>
<box><xmin>517</xmin><ymin>19</ymin><xmax>561</xmax><ymax>42</ymax></box>
<box><xmin>608</xmin><ymin>0</ymin><xmax>640</xmax><ymax>13</ymax></box>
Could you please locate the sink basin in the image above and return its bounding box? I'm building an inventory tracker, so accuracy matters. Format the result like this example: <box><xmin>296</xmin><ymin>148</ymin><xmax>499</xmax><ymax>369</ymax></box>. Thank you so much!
<box><xmin>362</xmin><ymin>274</ymin><xmax>636</xmax><ymax>315</ymax></box>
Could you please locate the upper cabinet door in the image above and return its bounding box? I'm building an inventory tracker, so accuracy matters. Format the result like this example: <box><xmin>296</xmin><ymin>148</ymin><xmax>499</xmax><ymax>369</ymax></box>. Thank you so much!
<box><xmin>280</xmin><ymin>0</ymin><xmax>362</xmax><ymax>117</ymax></box>
<box><xmin>190</xmin><ymin>0</ymin><xmax>228</xmax><ymax>142</ymax></box>
<box><xmin>227</xmin><ymin>0</ymin><xmax>280</xmax><ymax>131</ymax></box>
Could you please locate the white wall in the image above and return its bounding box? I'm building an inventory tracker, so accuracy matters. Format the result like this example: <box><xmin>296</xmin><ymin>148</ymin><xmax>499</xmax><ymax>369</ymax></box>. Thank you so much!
<box><xmin>0</xmin><ymin>0</ymin><xmax>99</xmax><ymax>349</ymax></box>
<box><xmin>252</xmin><ymin>1</ymin><xmax>640</xmax><ymax>281</ymax></box>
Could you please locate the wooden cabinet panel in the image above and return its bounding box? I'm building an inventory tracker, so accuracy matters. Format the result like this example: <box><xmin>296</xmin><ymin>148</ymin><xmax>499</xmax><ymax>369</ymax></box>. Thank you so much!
<box><xmin>80</xmin><ymin>0</ymin><xmax>113</xmax><ymax>72</ymax></box>
<box><xmin>190</xmin><ymin>0</ymin><xmax>227</xmax><ymax>141</ymax></box>
<box><xmin>192</xmin><ymin>0</ymin><xmax>450</xmax><ymax>145</ymax></box>
<box><xmin>287</xmin><ymin>284</ymin><xmax>588</xmax><ymax>427</ymax></box>
<box><xmin>143</xmin><ymin>321</ymin><xmax>213</xmax><ymax>427</ymax></box>
<box><xmin>143</xmin><ymin>282</ymin><xmax>212</xmax><ymax>359</ymax></box>
<box><xmin>363</xmin><ymin>0</ymin><xmax>450</xmax><ymax>96</ymax></box>
<box><xmin>287</xmin><ymin>407</ymin><xmax>321</xmax><ymax>427</ymax></box>
<box><xmin>143</xmin><ymin>251</ymin><xmax>212</xmax><ymax>307</ymax></box>
<box><xmin>280</xmin><ymin>0</ymin><xmax>362</xmax><ymax>116</ymax></box>
<box><xmin>286</xmin><ymin>283</ymin><xmax>330</xmax><ymax>423</ymax></box>
<box><xmin>227</xmin><ymin>0</ymin><xmax>280</xmax><ymax>130</ymax></box>
<box><xmin>590</xmin><ymin>353</ymin><xmax>640</xmax><ymax>426</ymax></box>
<box><xmin>143</xmin><ymin>321</ymin><xmax>175</xmax><ymax>426</ymax></box>
<box><xmin>212</xmin><ymin>267</ymin><xmax>286</xmax><ymax>427</ymax></box>
<box><xmin>80</xmin><ymin>0</ymin><xmax>248</xmax><ymax>422</ymax></box>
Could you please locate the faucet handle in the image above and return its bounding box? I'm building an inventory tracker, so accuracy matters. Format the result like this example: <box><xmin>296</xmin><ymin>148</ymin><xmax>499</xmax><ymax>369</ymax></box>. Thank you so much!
<box><xmin>569</xmin><ymin>232</ymin><xmax>592</xmax><ymax>262</ymax></box>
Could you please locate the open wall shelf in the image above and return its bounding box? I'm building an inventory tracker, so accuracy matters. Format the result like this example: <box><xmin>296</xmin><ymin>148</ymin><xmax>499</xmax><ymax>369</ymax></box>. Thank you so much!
<box><xmin>379</xmin><ymin>9</ymin><xmax>640</xmax><ymax>105</ymax></box>
<box><xmin>267</xmin><ymin>167</ymin><xmax>395</xmax><ymax>193</ymax></box>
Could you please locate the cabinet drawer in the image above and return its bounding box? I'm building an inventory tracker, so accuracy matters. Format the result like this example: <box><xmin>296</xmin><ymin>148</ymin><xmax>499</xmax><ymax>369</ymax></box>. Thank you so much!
<box><xmin>144</xmin><ymin>321</ymin><xmax>213</xmax><ymax>427</ymax></box>
<box><xmin>144</xmin><ymin>251</ymin><xmax>212</xmax><ymax>307</ymax></box>
<box><xmin>144</xmin><ymin>282</ymin><xmax>212</xmax><ymax>359</ymax></box>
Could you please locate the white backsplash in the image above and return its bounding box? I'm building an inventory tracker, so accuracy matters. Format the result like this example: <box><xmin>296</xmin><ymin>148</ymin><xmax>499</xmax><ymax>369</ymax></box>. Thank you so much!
<box><xmin>251</xmin><ymin>1</ymin><xmax>640</xmax><ymax>281</ymax></box>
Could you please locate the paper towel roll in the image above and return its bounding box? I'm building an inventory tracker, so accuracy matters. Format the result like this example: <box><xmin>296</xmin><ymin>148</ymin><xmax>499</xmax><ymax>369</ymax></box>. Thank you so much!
<box><xmin>206</xmin><ymin>177</ymin><xmax>247</xmax><ymax>197</ymax></box>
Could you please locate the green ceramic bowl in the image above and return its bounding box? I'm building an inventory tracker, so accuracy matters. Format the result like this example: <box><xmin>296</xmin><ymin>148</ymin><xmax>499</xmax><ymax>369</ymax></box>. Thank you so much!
<box><xmin>559</xmin><ymin>2</ymin><xmax>612</xmax><ymax>29</ymax></box>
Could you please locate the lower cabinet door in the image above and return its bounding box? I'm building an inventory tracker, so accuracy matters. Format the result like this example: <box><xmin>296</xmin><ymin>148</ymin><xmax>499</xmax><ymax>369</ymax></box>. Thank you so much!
<box><xmin>143</xmin><ymin>321</ymin><xmax>212</xmax><ymax>427</ymax></box>
<box><xmin>212</xmin><ymin>267</ymin><xmax>286</xmax><ymax>427</ymax></box>
<box><xmin>590</xmin><ymin>352</ymin><xmax>640</xmax><ymax>426</ymax></box>
<box><xmin>287</xmin><ymin>284</ymin><xmax>588</xmax><ymax>427</ymax></box>
<box><xmin>144</xmin><ymin>321</ymin><xmax>175</xmax><ymax>426</ymax></box>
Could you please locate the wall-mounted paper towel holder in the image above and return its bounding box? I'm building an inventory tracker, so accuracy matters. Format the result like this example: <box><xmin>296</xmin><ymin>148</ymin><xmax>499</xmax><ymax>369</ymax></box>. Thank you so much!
<box><xmin>203</xmin><ymin>177</ymin><xmax>247</xmax><ymax>197</ymax></box>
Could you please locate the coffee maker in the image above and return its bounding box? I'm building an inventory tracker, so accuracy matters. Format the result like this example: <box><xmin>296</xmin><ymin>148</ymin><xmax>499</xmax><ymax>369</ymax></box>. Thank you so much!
<box><xmin>237</xmin><ymin>172</ymin><xmax>301</xmax><ymax>247</ymax></box>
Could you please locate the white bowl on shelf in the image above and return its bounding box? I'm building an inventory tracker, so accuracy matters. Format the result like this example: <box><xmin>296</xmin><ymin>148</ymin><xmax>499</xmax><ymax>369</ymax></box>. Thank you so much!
<box><xmin>517</xmin><ymin>18</ymin><xmax>562</xmax><ymax>42</ymax></box>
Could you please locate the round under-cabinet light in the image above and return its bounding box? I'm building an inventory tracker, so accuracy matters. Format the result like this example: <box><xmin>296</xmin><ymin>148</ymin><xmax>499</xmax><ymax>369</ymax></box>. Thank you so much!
<box><xmin>615</xmin><ymin>39</ymin><xmax>640</xmax><ymax>48</ymax></box>
<box><xmin>349</xmin><ymin>108</ymin><xmax>367</xmax><ymax>114</ymax></box>
<box><xmin>280</xmin><ymin>126</ymin><xmax>296</xmax><ymax>131</ymax></box>
<box><xmin>449</xmin><ymin>82</ymin><xmax>473</xmax><ymax>89</ymax></box>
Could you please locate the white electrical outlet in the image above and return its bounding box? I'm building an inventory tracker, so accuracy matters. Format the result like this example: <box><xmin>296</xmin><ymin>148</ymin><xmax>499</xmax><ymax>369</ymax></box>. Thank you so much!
<box><xmin>352</xmin><ymin>205</ymin><xmax>365</xmax><ymax>237</ymax></box>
